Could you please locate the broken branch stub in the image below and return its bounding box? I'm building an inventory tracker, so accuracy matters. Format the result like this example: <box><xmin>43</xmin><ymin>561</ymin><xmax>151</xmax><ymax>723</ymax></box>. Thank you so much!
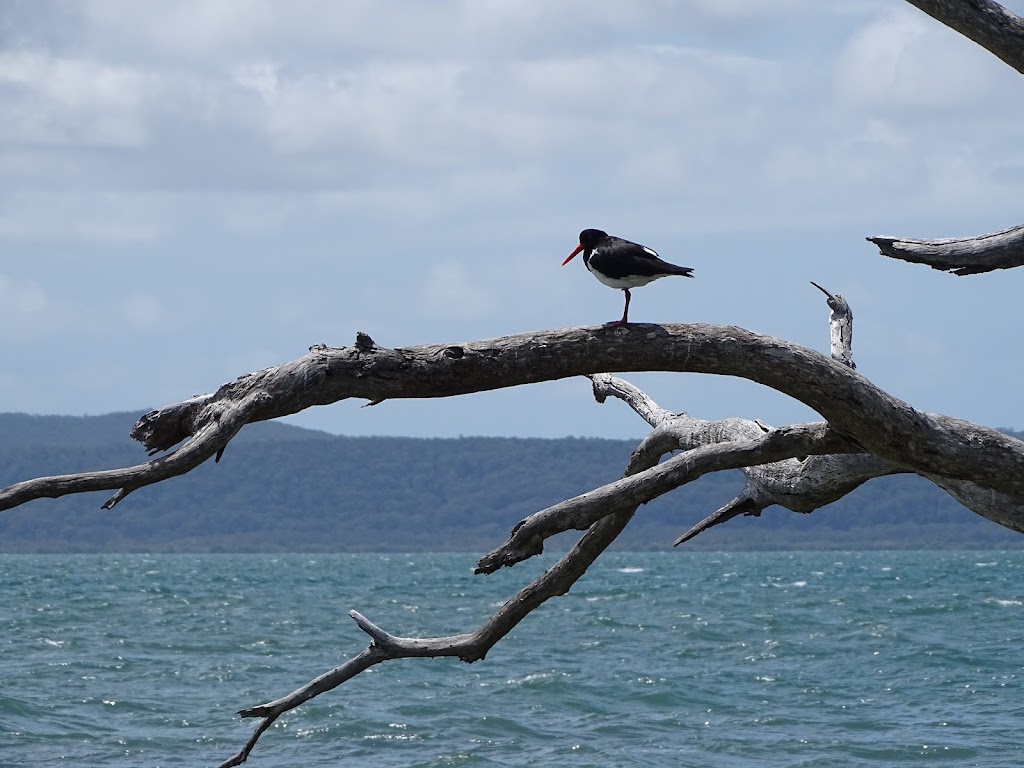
<box><xmin>811</xmin><ymin>281</ymin><xmax>855</xmax><ymax>369</ymax></box>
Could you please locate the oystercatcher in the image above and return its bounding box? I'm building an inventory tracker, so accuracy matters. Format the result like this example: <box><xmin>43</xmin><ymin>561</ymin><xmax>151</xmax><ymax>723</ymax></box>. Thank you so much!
<box><xmin>562</xmin><ymin>229</ymin><xmax>694</xmax><ymax>325</ymax></box>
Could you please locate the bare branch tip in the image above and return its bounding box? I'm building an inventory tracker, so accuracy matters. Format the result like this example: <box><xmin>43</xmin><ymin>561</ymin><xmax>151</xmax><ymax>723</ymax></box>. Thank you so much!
<box><xmin>349</xmin><ymin>609</ymin><xmax>392</xmax><ymax>644</ymax></box>
<box><xmin>810</xmin><ymin>281</ymin><xmax>833</xmax><ymax>299</ymax></box>
<box><xmin>101</xmin><ymin>488</ymin><xmax>130</xmax><ymax>510</ymax></box>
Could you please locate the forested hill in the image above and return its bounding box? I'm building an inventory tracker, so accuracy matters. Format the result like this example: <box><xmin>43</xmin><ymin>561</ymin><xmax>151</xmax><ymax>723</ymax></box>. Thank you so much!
<box><xmin>0</xmin><ymin>412</ymin><xmax>1021</xmax><ymax>553</ymax></box>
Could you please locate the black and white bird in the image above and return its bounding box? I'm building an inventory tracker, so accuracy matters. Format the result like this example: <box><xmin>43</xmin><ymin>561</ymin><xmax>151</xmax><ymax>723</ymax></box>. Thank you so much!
<box><xmin>562</xmin><ymin>229</ymin><xmax>694</xmax><ymax>325</ymax></box>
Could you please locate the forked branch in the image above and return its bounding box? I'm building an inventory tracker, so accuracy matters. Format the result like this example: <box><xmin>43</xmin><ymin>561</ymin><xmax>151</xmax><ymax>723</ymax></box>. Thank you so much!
<box><xmin>477</xmin><ymin>419</ymin><xmax>861</xmax><ymax>573</ymax></box>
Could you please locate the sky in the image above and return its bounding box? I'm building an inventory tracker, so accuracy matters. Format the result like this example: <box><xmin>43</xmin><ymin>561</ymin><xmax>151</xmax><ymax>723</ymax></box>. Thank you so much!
<box><xmin>3</xmin><ymin>0</ymin><xmax>1024</xmax><ymax>441</ymax></box>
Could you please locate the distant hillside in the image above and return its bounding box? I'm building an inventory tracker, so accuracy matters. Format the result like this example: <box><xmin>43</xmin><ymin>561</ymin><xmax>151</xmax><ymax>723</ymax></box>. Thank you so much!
<box><xmin>0</xmin><ymin>412</ymin><xmax>1021</xmax><ymax>553</ymax></box>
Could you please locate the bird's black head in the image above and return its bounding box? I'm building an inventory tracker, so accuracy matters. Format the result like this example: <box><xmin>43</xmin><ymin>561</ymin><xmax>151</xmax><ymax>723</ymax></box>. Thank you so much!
<box><xmin>563</xmin><ymin>228</ymin><xmax>609</xmax><ymax>266</ymax></box>
<box><xmin>578</xmin><ymin>229</ymin><xmax>608</xmax><ymax>249</ymax></box>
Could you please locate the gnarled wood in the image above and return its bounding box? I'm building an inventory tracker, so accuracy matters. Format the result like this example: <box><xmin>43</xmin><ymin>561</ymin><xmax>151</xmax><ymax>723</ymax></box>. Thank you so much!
<box><xmin>867</xmin><ymin>224</ymin><xmax>1024</xmax><ymax>276</ymax></box>
<box><xmin>4</xmin><ymin>324</ymin><xmax>1024</xmax><ymax>516</ymax></box>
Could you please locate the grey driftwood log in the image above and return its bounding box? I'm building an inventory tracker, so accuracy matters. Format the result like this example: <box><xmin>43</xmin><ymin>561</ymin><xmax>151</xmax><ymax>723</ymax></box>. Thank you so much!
<box><xmin>868</xmin><ymin>224</ymin><xmax>1024</xmax><ymax>276</ymax></box>
<box><xmin>3</xmin><ymin>324</ymin><xmax>1024</xmax><ymax>512</ymax></box>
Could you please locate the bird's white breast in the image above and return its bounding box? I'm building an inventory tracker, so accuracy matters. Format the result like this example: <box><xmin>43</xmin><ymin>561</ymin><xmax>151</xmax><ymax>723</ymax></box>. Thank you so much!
<box><xmin>586</xmin><ymin>261</ymin><xmax>663</xmax><ymax>289</ymax></box>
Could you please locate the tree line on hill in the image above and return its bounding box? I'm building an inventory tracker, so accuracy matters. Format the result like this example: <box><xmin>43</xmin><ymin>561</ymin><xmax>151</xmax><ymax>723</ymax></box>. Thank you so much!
<box><xmin>0</xmin><ymin>412</ymin><xmax>1020</xmax><ymax>553</ymax></box>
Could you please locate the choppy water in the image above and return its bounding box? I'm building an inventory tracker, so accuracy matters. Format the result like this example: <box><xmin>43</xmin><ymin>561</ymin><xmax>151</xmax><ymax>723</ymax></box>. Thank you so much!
<box><xmin>2</xmin><ymin>551</ymin><xmax>1023</xmax><ymax>767</ymax></box>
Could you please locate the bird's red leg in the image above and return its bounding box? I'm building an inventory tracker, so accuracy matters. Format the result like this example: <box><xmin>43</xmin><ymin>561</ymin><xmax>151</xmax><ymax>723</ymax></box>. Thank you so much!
<box><xmin>606</xmin><ymin>289</ymin><xmax>631</xmax><ymax>326</ymax></box>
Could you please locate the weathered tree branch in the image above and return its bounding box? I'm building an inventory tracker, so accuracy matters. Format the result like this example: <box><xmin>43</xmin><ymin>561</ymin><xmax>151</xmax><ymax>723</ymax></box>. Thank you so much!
<box><xmin>870</xmin><ymin>4</ymin><xmax>1024</xmax><ymax>276</ymax></box>
<box><xmin>0</xmin><ymin>392</ymin><xmax>269</xmax><ymax>510</ymax></box>
<box><xmin>590</xmin><ymin>374</ymin><xmax>901</xmax><ymax>535</ymax></box>
<box><xmin>218</xmin><ymin>394</ymin><xmax>657</xmax><ymax>767</ymax></box>
<box><xmin>588</xmin><ymin>373</ymin><xmax>1024</xmax><ymax>545</ymax></box>
<box><xmin>476</xmin><ymin>419</ymin><xmax>863</xmax><ymax>573</ymax></box>
<box><xmin>868</xmin><ymin>224</ymin><xmax>1024</xmax><ymax>276</ymax></box>
<box><xmin>904</xmin><ymin>0</ymin><xmax>1024</xmax><ymax>75</ymax></box>
<box><xmin>4</xmin><ymin>325</ymin><xmax>1024</xmax><ymax>517</ymax></box>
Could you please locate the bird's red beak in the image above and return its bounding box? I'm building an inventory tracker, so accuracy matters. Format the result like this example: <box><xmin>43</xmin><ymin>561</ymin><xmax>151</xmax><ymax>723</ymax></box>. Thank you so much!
<box><xmin>562</xmin><ymin>244</ymin><xmax>584</xmax><ymax>266</ymax></box>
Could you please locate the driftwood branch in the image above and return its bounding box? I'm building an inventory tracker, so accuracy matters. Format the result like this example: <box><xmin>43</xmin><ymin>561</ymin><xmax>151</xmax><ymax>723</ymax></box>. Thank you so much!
<box><xmin>593</xmin><ymin>373</ymin><xmax>899</xmax><ymax>543</ymax></box>
<box><xmin>218</xmin><ymin>395</ymin><xmax>658</xmax><ymax>766</ymax></box>
<box><xmin>589</xmin><ymin>373</ymin><xmax>1024</xmax><ymax>545</ymax></box>
<box><xmin>871</xmin><ymin>3</ymin><xmax>1024</xmax><ymax>277</ymax></box>
<box><xmin>867</xmin><ymin>224</ymin><xmax>1024</xmax><ymax>276</ymax></box>
<box><xmin>476</xmin><ymin>419</ymin><xmax>862</xmax><ymax>573</ymax></box>
<box><xmin>904</xmin><ymin>0</ymin><xmax>1024</xmax><ymax>75</ymax></box>
<box><xmin>219</xmin><ymin>513</ymin><xmax>638</xmax><ymax>766</ymax></box>
<box><xmin>4</xmin><ymin>325</ymin><xmax>1024</xmax><ymax>514</ymax></box>
<box><xmin>0</xmin><ymin>392</ymin><xmax>269</xmax><ymax>510</ymax></box>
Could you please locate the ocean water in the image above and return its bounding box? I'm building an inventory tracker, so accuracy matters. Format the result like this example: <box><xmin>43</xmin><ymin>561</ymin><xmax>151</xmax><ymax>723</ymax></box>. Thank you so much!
<box><xmin>2</xmin><ymin>551</ymin><xmax>1023</xmax><ymax>768</ymax></box>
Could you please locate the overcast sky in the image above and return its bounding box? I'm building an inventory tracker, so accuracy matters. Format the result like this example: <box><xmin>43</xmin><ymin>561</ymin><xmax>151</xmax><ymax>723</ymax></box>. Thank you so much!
<box><xmin>3</xmin><ymin>1</ymin><xmax>1024</xmax><ymax>441</ymax></box>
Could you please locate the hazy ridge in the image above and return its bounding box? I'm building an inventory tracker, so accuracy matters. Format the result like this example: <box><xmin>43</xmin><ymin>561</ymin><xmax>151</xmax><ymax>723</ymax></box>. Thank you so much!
<box><xmin>0</xmin><ymin>412</ymin><xmax>1021</xmax><ymax>553</ymax></box>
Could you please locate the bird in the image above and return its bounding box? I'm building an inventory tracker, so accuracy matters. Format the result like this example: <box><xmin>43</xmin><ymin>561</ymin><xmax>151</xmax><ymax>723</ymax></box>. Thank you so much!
<box><xmin>562</xmin><ymin>228</ymin><xmax>694</xmax><ymax>325</ymax></box>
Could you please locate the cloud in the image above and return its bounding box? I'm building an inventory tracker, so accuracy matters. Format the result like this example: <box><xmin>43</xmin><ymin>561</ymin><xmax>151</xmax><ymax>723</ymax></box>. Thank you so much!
<box><xmin>0</xmin><ymin>52</ymin><xmax>153</xmax><ymax>147</ymax></box>
<box><xmin>420</xmin><ymin>261</ymin><xmax>498</xmax><ymax>319</ymax></box>
<box><xmin>4</xmin><ymin>0</ymin><xmax>1024</xmax><ymax>437</ymax></box>
<box><xmin>0</xmin><ymin>190</ymin><xmax>162</xmax><ymax>244</ymax></box>
<box><xmin>0</xmin><ymin>270</ymin><xmax>169</xmax><ymax>342</ymax></box>
<box><xmin>0</xmin><ymin>273</ymin><xmax>66</xmax><ymax>340</ymax></box>
<box><xmin>835</xmin><ymin>7</ymin><xmax>1020</xmax><ymax>111</ymax></box>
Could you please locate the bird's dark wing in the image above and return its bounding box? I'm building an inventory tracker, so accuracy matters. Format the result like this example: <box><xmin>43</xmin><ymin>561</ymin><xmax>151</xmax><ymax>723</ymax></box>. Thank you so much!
<box><xmin>591</xmin><ymin>236</ymin><xmax>694</xmax><ymax>278</ymax></box>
